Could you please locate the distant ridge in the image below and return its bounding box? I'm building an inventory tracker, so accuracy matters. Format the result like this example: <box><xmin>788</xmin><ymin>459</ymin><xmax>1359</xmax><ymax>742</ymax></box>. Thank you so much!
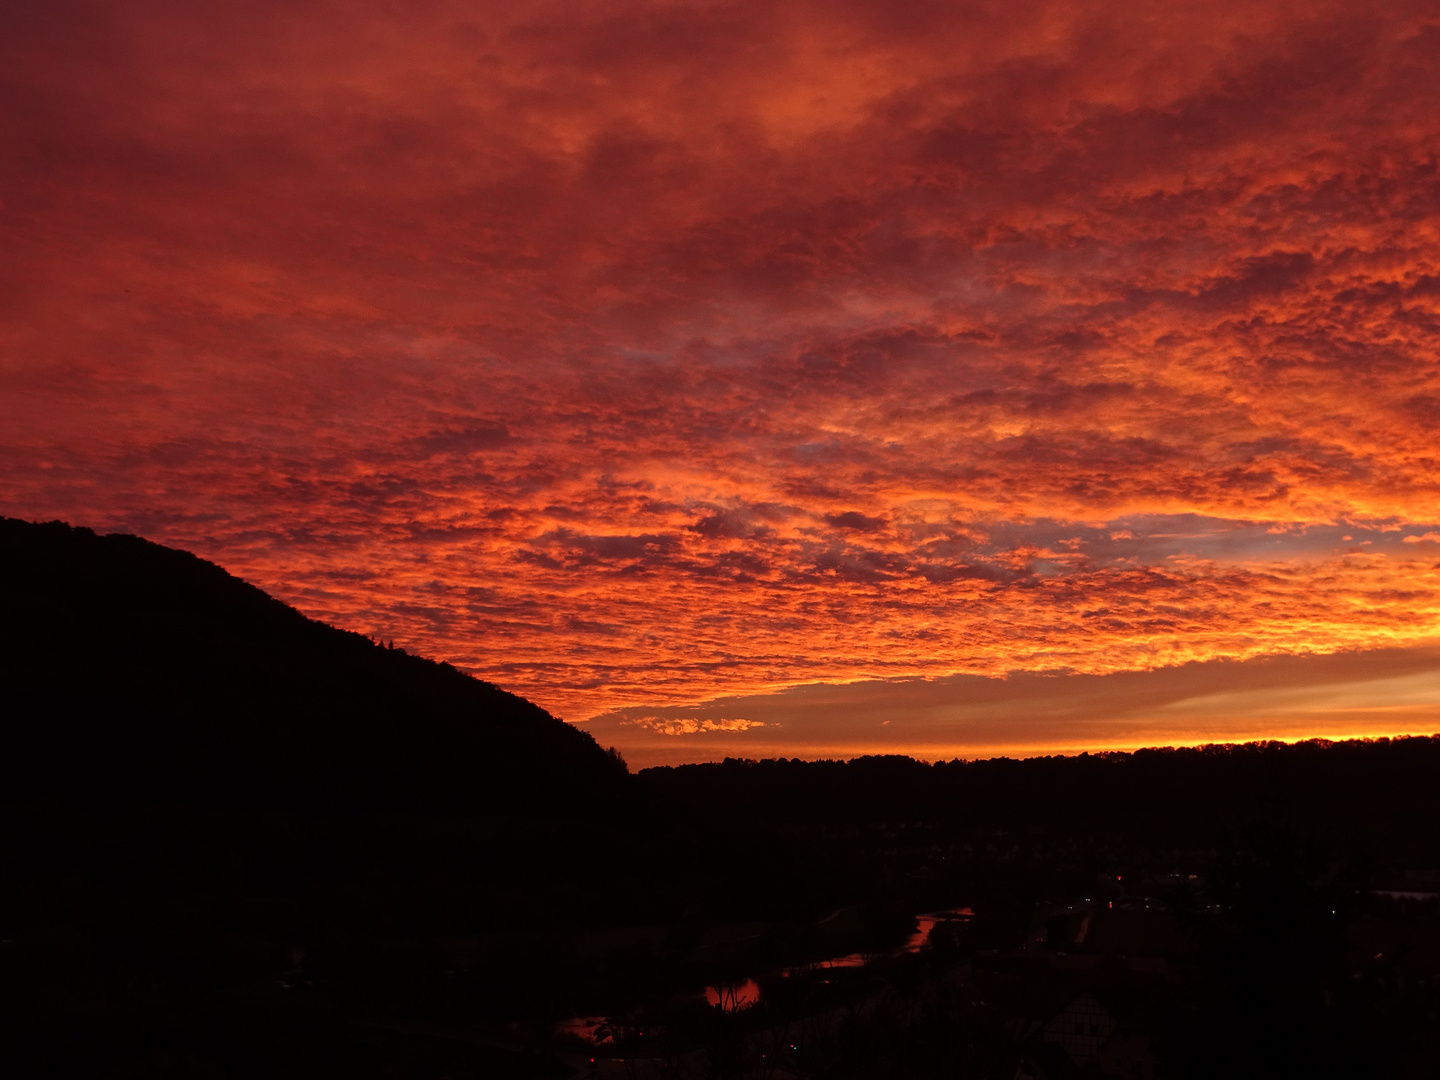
<box><xmin>0</xmin><ymin>517</ymin><xmax>628</xmax><ymax>814</ymax></box>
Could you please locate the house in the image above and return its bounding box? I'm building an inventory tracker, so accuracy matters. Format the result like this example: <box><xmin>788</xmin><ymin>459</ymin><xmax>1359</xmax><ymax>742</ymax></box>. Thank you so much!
<box><xmin>1040</xmin><ymin>986</ymin><xmax>1164</xmax><ymax>1077</ymax></box>
<box><xmin>1040</xmin><ymin>990</ymin><xmax>1116</xmax><ymax>1063</ymax></box>
<box><xmin>1096</xmin><ymin>1027</ymin><xmax>1159</xmax><ymax>1079</ymax></box>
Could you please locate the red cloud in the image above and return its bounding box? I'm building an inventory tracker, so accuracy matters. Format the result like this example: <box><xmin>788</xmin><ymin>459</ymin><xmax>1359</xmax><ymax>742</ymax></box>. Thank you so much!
<box><xmin>3</xmin><ymin>1</ymin><xmax>1440</xmax><ymax>726</ymax></box>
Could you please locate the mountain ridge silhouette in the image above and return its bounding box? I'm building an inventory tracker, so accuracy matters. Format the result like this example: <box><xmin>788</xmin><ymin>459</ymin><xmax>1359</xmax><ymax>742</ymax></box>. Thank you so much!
<box><xmin>0</xmin><ymin>516</ymin><xmax>627</xmax><ymax>815</ymax></box>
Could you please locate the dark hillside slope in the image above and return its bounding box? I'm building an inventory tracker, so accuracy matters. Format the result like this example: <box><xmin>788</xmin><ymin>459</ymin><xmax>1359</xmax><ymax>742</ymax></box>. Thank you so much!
<box><xmin>0</xmin><ymin>517</ymin><xmax>627</xmax><ymax>815</ymax></box>
<box><xmin>0</xmin><ymin>520</ymin><xmax>755</xmax><ymax>1079</ymax></box>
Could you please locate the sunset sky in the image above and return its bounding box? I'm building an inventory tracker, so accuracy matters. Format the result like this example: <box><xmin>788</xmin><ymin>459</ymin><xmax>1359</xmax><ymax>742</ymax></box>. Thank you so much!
<box><xmin>5</xmin><ymin>0</ymin><xmax>1440</xmax><ymax>764</ymax></box>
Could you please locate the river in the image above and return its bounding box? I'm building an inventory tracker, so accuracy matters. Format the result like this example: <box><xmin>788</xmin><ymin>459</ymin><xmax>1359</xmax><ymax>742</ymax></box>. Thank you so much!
<box><xmin>557</xmin><ymin>906</ymin><xmax>973</xmax><ymax>1045</ymax></box>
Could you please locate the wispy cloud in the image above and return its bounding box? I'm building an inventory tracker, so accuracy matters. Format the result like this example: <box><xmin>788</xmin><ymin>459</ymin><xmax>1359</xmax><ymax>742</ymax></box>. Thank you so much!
<box><xmin>623</xmin><ymin>717</ymin><xmax>767</xmax><ymax>736</ymax></box>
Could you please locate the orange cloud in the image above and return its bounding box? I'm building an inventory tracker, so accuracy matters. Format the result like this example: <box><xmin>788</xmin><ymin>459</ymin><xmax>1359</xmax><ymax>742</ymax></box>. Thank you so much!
<box><xmin>3</xmin><ymin>1</ymin><xmax>1440</xmax><ymax>742</ymax></box>
<box><xmin>589</xmin><ymin>645</ymin><xmax>1440</xmax><ymax>767</ymax></box>
<box><xmin>624</xmin><ymin>717</ymin><xmax>766</xmax><ymax>736</ymax></box>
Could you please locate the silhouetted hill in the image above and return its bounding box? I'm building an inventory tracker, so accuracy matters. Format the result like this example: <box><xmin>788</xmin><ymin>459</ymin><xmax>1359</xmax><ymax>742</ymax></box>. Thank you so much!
<box><xmin>640</xmin><ymin>739</ymin><xmax>1440</xmax><ymax>846</ymax></box>
<box><xmin>5</xmin><ymin>517</ymin><xmax>1439</xmax><ymax>1077</ymax></box>
<box><xmin>0</xmin><ymin>517</ymin><xmax>627</xmax><ymax>815</ymax></box>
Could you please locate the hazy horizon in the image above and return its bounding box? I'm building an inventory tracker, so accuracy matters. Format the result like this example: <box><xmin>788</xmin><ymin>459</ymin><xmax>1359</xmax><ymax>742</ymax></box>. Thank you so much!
<box><xmin>583</xmin><ymin>643</ymin><xmax>1440</xmax><ymax>767</ymax></box>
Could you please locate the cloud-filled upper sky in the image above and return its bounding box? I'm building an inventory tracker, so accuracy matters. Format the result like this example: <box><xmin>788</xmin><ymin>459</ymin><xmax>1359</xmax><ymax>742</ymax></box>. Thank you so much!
<box><xmin>4</xmin><ymin>0</ymin><xmax>1440</xmax><ymax>760</ymax></box>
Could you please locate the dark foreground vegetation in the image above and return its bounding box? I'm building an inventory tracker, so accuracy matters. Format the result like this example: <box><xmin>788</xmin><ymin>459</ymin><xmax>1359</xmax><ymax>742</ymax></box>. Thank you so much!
<box><xmin>3</xmin><ymin>517</ymin><xmax>1439</xmax><ymax>1078</ymax></box>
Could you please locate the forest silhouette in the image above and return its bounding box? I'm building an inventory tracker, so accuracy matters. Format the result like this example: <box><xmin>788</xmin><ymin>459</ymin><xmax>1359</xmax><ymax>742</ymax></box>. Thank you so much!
<box><xmin>3</xmin><ymin>518</ymin><xmax>1438</xmax><ymax>1077</ymax></box>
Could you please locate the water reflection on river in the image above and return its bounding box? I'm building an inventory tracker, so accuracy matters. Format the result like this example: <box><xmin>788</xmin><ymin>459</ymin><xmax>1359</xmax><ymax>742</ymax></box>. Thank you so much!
<box><xmin>705</xmin><ymin>978</ymin><xmax>761</xmax><ymax>1010</ymax></box>
<box><xmin>814</xmin><ymin>907</ymin><xmax>972</xmax><ymax>970</ymax></box>
<box><xmin>556</xmin><ymin>1015</ymin><xmax>611</xmax><ymax>1044</ymax></box>
<box><xmin>558</xmin><ymin>907</ymin><xmax>972</xmax><ymax>1045</ymax></box>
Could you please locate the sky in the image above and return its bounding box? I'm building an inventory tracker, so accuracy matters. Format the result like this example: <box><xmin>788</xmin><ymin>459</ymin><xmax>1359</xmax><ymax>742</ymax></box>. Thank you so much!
<box><xmin>4</xmin><ymin>0</ymin><xmax>1440</xmax><ymax>764</ymax></box>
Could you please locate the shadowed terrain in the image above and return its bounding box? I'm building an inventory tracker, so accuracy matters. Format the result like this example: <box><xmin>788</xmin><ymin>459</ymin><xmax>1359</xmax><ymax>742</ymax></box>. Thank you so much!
<box><xmin>3</xmin><ymin>518</ymin><xmax>1439</xmax><ymax>1078</ymax></box>
<box><xmin>1</xmin><ymin>517</ymin><xmax>628</xmax><ymax>815</ymax></box>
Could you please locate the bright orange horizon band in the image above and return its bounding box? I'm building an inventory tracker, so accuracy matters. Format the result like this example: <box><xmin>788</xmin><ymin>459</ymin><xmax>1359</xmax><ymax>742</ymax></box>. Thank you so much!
<box><xmin>4</xmin><ymin>0</ymin><xmax>1440</xmax><ymax>761</ymax></box>
<box><xmin>650</xmin><ymin>729</ymin><xmax>1440</xmax><ymax>764</ymax></box>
